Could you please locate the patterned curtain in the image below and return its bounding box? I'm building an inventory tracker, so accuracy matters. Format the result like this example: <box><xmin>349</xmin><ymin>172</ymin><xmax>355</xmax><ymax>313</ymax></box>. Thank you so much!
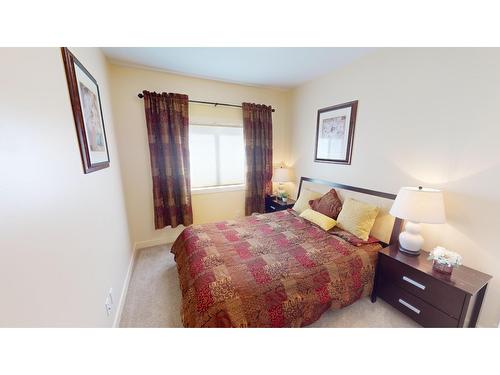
<box><xmin>242</xmin><ymin>103</ymin><xmax>273</xmax><ymax>215</ymax></box>
<box><xmin>142</xmin><ymin>91</ymin><xmax>193</xmax><ymax>229</ymax></box>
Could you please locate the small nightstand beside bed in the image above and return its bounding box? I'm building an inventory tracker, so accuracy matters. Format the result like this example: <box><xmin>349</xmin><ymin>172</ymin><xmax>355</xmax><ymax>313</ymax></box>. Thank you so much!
<box><xmin>265</xmin><ymin>196</ymin><xmax>296</xmax><ymax>213</ymax></box>
<box><xmin>372</xmin><ymin>244</ymin><xmax>492</xmax><ymax>327</ymax></box>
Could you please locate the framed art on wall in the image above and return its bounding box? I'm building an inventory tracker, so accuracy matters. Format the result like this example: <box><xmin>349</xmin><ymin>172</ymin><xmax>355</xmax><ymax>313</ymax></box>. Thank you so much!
<box><xmin>314</xmin><ymin>100</ymin><xmax>358</xmax><ymax>165</ymax></box>
<box><xmin>61</xmin><ymin>47</ymin><xmax>110</xmax><ymax>173</ymax></box>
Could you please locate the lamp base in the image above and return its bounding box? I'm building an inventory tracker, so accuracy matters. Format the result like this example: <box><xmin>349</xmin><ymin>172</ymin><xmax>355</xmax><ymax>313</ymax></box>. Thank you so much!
<box><xmin>398</xmin><ymin>246</ymin><xmax>421</xmax><ymax>256</ymax></box>
<box><xmin>277</xmin><ymin>182</ymin><xmax>285</xmax><ymax>198</ymax></box>
<box><xmin>398</xmin><ymin>221</ymin><xmax>423</xmax><ymax>256</ymax></box>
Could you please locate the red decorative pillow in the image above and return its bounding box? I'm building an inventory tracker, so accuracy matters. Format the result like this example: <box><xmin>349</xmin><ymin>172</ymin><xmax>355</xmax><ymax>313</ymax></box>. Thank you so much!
<box><xmin>329</xmin><ymin>227</ymin><xmax>380</xmax><ymax>247</ymax></box>
<box><xmin>308</xmin><ymin>189</ymin><xmax>343</xmax><ymax>219</ymax></box>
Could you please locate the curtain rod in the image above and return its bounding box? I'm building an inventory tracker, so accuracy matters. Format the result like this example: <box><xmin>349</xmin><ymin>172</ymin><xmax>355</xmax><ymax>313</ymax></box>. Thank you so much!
<box><xmin>137</xmin><ymin>93</ymin><xmax>275</xmax><ymax>112</ymax></box>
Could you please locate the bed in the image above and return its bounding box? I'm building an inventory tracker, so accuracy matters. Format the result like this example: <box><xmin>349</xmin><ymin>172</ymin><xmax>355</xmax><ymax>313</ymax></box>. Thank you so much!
<box><xmin>171</xmin><ymin>177</ymin><xmax>401</xmax><ymax>327</ymax></box>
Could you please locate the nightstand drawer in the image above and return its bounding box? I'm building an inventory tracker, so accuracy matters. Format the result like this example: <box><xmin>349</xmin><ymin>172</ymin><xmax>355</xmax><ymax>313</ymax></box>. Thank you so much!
<box><xmin>378</xmin><ymin>282</ymin><xmax>458</xmax><ymax>327</ymax></box>
<box><xmin>265</xmin><ymin>197</ymin><xmax>295</xmax><ymax>213</ymax></box>
<box><xmin>379</xmin><ymin>254</ymin><xmax>465</xmax><ymax>319</ymax></box>
<box><xmin>267</xmin><ymin>204</ymin><xmax>278</xmax><ymax>212</ymax></box>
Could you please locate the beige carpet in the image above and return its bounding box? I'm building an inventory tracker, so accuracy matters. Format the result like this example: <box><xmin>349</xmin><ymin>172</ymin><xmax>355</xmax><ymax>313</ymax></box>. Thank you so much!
<box><xmin>119</xmin><ymin>244</ymin><xmax>419</xmax><ymax>328</ymax></box>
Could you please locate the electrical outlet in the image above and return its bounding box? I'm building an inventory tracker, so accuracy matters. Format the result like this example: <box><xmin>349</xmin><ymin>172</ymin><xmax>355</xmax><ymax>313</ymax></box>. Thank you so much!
<box><xmin>104</xmin><ymin>288</ymin><xmax>113</xmax><ymax>317</ymax></box>
<box><xmin>105</xmin><ymin>301</ymin><xmax>112</xmax><ymax>316</ymax></box>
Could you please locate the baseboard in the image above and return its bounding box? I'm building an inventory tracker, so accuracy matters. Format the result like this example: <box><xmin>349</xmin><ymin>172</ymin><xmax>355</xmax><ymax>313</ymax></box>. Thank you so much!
<box><xmin>112</xmin><ymin>246</ymin><xmax>137</xmax><ymax>328</ymax></box>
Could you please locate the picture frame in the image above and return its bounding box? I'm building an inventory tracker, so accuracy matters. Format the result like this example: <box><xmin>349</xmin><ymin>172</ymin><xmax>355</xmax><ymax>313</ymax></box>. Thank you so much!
<box><xmin>314</xmin><ymin>100</ymin><xmax>358</xmax><ymax>165</ymax></box>
<box><xmin>61</xmin><ymin>47</ymin><xmax>110</xmax><ymax>174</ymax></box>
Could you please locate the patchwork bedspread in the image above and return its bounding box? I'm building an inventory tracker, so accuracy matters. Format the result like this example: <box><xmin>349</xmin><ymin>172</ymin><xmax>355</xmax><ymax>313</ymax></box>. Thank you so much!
<box><xmin>171</xmin><ymin>209</ymin><xmax>381</xmax><ymax>327</ymax></box>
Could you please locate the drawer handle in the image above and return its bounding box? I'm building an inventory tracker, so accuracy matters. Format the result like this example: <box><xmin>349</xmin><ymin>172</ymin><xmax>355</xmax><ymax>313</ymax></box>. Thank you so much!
<box><xmin>402</xmin><ymin>276</ymin><xmax>426</xmax><ymax>290</ymax></box>
<box><xmin>398</xmin><ymin>298</ymin><xmax>421</xmax><ymax>314</ymax></box>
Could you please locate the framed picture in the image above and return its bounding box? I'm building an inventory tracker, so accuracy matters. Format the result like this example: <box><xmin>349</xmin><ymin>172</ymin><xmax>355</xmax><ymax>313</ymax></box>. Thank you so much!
<box><xmin>61</xmin><ymin>47</ymin><xmax>110</xmax><ymax>173</ymax></box>
<box><xmin>314</xmin><ymin>100</ymin><xmax>358</xmax><ymax>165</ymax></box>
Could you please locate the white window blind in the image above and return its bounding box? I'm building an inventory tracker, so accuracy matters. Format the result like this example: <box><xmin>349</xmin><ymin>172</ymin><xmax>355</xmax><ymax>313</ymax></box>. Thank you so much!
<box><xmin>189</xmin><ymin>124</ymin><xmax>245</xmax><ymax>189</ymax></box>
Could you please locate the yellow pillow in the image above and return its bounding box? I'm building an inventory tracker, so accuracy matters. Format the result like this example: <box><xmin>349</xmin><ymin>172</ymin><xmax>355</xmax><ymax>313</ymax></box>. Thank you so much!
<box><xmin>300</xmin><ymin>208</ymin><xmax>337</xmax><ymax>231</ymax></box>
<box><xmin>336</xmin><ymin>198</ymin><xmax>379</xmax><ymax>241</ymax></box>
<box><xmin>292</xmin><ymin>188</ymin><xmax>322</xmax><ymax>214</ymax></box>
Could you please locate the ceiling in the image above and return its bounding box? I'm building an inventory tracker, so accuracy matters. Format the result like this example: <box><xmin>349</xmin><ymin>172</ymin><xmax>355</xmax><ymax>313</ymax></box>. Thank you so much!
<box><xmin>102</xmin><ymin>47</ymin><xmax>375</xmax><ymax>89</ymax></box>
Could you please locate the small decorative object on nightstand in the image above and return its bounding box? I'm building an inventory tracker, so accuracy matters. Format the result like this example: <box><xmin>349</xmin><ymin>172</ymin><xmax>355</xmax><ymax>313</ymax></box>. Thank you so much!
<box><xmin>265</xmin><ymin>195</ymin><xmax>296</xmax><ymax>213</ymax></box>
<box><xmin>390</xmin><ymin>186</ymin><xmax>446</xmax><ymax>256</ymax></box>
<box><xmin>372</xmin><ymin>243</ymin><xmax>492</xmax><ymax>327</ymax></box>
<box><xmin>428</xmin><ymin>246</ymin><xmax>462</xmax><ymax>276</ymax></box>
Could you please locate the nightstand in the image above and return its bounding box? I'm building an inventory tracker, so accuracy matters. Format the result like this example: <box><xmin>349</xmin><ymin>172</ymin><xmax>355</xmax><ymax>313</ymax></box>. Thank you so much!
<box><xmin>371</xmin><ymin>243</ymin><xmax>492</xmax><ymax>327</ymax></box>
<box><xmin>265</xmin><ymin>196</ymin><xmax>296</xmax><ymax>213</ymax></box>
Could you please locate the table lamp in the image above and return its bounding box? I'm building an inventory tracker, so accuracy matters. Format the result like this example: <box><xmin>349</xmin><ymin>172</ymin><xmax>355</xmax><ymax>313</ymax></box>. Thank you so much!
<box><xmin>273</xmin><ymin>166</ymin><xmax>291</xmax><ymax>198</ymax></box>
<box><xmin>390</xmin><ymin>186</ymin><xmax>445</xmax><ymax>256</ymax></box>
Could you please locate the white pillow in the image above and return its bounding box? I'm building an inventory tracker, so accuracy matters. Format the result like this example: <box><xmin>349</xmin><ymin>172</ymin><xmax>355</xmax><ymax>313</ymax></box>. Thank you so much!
<box><xmin>292</xmin><ymin>188</ymin><xmax>322</xmax><ymax>214</ymax></box>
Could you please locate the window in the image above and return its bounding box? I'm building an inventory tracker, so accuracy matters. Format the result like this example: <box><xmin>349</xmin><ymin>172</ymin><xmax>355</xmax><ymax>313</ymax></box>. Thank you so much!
<box><xmin>189</xmin><ymin>124</ymin><xmax>245</xmax><ymax>189</ymax></box>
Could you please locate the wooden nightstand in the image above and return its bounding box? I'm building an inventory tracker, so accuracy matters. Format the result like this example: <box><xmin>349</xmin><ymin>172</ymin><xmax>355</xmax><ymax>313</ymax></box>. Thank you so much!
<box><xmin>265</xmin><ymin>196</ymin><xmax>296</xmax><ymax>213</ymax></box>
<box><xmin>372</xmin><ymin>243</ymin><xmax>492</xmax><ymax>327</ymax></box>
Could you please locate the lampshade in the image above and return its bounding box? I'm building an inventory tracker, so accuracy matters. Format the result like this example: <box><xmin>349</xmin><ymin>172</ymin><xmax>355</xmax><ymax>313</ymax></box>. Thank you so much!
<box><xmin>273</xmin><ymin>167</ymin><xmax>291</xmax><ymax>183</ymax></box>
<box><xmin>390</xmin><ymin>187</ymin><xmax>446</xmax><ymax>224</ymax></box>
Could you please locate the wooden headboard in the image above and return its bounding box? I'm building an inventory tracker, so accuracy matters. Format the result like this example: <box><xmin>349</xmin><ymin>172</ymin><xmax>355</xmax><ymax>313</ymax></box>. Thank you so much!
<box><xmin>297</xmin><ymin>177</ymin><xmax>402</xmax><ymax>245</ymax></box>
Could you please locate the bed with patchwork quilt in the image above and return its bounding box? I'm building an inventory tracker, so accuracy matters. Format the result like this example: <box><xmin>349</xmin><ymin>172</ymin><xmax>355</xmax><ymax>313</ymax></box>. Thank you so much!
<box><xmin>171</xmin><ymin>209</ymin><xmax>382</xmax><ymax>327</ymax></box>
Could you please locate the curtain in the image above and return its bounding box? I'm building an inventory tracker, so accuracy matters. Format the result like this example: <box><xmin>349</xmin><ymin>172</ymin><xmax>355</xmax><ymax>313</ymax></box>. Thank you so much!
<box><xmin>142</xmin><ymin>91</ymin><xmax>193</xmax><ymax>229</ymax></box>
<box><xmin>242</xmin><ymin>102</ymin><xmax>273</xmax><ymax>215</ymax></box>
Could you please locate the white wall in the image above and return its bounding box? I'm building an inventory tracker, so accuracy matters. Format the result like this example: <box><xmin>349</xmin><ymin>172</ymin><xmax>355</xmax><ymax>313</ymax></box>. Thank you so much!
<box><xmin>0</xmin><ymin>48</ymin><xmax>132</xmax><ymax>327</ymax></box>
<box><xmin>108</xmin><ymin>64</ymin><xmax>291</xmax><ymax>248</ymax></box>
<box><xmin>290</xmin><ymin>48</ymin><xmax>500</xmax><ymax>327</ymax></box>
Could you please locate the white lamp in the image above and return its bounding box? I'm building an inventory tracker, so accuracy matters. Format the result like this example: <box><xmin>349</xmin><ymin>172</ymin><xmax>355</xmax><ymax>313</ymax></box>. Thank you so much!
<box><xmin>390</xmin><ymin>186</ymin><xmax>445</xmax><ymax>256</ymax></box>
<box><xmin>272</xmin><ymin>167</ymin><xmax>291</xmax><ymax>197</ymax></box>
